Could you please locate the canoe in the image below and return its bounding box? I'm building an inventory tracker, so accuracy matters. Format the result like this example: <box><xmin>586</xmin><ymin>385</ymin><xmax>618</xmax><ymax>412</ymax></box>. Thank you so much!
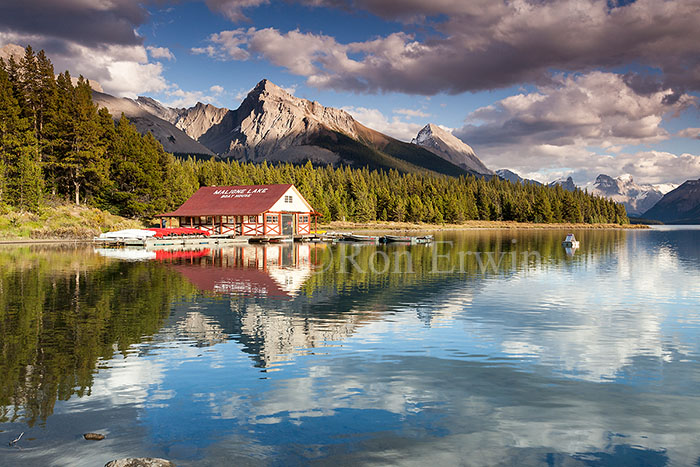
<box><xmin>343</xmin><ymin>234</ymin><xmax>380</xmax><ymax>242</ymax></box>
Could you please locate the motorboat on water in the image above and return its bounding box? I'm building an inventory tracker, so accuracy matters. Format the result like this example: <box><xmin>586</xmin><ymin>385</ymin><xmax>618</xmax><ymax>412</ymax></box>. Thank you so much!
<box><xmin>562</xmin><ymin>233</ymin><xmax>580</xmax><ymax>248</ymax></box>
<box><xmin>382</xmin><ymin>234</ymin><xmax>433</xmax><ymax>244</ymax></box>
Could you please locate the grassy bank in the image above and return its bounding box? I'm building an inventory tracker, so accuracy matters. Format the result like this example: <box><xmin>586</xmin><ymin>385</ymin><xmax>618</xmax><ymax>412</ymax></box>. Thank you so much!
<box><xmin>0</xmin><ymin>203</ymin><xmax>144</xmax><ymax>241</ymax></box>
<box><xmin>322</xmin><ymin>220</ymin><xmax>650</xmax><ymax>232</ymax></box>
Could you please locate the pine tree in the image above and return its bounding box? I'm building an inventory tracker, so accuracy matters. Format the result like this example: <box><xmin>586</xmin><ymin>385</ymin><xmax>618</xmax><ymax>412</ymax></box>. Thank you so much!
<box><xmin>0</xmin><ymin>63</ymin><xmax>42</xmax><ymax>210</ymax></box>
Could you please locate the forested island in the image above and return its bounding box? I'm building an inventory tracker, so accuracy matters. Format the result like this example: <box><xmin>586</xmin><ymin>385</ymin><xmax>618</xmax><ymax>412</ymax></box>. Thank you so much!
<box><xmin>0</xmin><ymin>46</ymin><xmax>628</xmax><ymax>237</ymax></box>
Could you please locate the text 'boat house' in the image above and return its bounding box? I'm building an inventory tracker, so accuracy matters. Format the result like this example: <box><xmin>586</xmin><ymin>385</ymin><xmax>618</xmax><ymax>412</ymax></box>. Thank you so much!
<box><xmin>158</xmin><ymin>184</ymin><xmax>319</xmax><ymax>238</ymax></box>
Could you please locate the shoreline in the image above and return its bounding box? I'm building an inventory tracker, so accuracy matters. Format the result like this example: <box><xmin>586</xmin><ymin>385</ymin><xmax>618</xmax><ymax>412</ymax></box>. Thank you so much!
<box><xmin>320</xmin><ymin>220</ymin><xmax>650</xmax><ymax>232</ymax></box>
<box><xmin>0</xmin><ymin>220</ymin><xmax>650</xmax><ymax>244</ymax></box>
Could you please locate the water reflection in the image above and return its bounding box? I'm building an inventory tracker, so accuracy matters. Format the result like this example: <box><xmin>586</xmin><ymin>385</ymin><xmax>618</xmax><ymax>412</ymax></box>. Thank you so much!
<box><xmin>1</xmin><ymin>228</ymin><xmax>700</xmax><ymax>466</ymax></box>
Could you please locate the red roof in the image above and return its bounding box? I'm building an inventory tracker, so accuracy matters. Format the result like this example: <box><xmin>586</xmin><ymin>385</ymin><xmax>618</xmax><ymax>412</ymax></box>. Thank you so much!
<box><xmin>159</xmin><ymin>184</ymin><xmax>310</xmax><ymax>217</ymax></box>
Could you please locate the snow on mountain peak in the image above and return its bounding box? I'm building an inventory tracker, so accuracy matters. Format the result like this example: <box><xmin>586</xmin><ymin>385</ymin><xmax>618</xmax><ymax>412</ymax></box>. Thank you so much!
<box><xmin>589</xmin><ymin>173</ymin><xmax>664</xmax><ymax>215</ymax></box>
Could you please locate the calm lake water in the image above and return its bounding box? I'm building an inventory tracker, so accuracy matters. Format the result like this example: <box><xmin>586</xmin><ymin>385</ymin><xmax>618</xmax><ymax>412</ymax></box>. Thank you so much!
<box><xmin>1</xmin><ymin>227</ymin><xmax>700</xmax><ymax>466</ymax></box>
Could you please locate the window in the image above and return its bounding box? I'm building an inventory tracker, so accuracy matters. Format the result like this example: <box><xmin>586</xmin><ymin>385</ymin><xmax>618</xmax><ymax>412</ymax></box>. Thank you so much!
<box><xmin>299</xmin><ymin>215</ymin><xmax>309</xmax><ymax>223</ymax></box>
<box><xmin>266</xmin><ymin>215</ymin><xmax>278</xmax><ymax>224</ymax></box>
<box><xmin>284</xmin><ymin>195</ymin><xmax>293</xmax><ymax>203</ymax></box>
<box><xmin>247</xmin><ymin>215</ymin><xmax>257</xmax><ymax>223</ymax></box>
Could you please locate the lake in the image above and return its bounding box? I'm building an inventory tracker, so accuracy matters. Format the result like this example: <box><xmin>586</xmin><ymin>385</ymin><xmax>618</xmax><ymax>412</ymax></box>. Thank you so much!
<box><xmin>1</xmin><ymin>227</ymin><xmax>699</xmax><ymax>466</ymax></box>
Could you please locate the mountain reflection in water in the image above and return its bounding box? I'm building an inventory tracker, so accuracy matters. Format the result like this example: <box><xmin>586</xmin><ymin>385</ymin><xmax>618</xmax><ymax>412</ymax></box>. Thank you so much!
<box><xmin>1</xmin><ymin>228</ymin><xmax>700</xmax><ymax>466</ymax></box>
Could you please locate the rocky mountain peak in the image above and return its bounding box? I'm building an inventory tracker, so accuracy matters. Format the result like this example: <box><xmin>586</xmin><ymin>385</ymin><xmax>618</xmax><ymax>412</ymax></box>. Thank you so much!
<box><xmin>0</xmin><ymin>43</ymin><xmax>26</xmax><ymax>61</ymax></box>
<box><xmin>136</xmin><ymin>96</ymin><xmax>179</xmax><ymax>122</ymax></box>
<box><xmin>587</xmin><ymin>173</ymin><xmax>664</xmax><ymax>215</ymax></box>
<box><xmin>549</xmin><ymin>176</ymin><xmax>576</xmax><ymax>192</ymax></box>
<box><xmin>411</xmin><ymin>123</ymin><xmax>491</xmax><ymax>175</ymax></box>
<box><xmin>496</xmin><ymin>169</ymin><xmax>542</xmax><ymax>186</ymax></box>
<box><xmin>197</xmin><ymin>79</ymin><xmax>361</xmax><ymax>159</ymax></box>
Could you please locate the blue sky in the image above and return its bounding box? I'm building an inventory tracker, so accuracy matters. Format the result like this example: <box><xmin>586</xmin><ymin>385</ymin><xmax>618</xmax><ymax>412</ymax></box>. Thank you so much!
<box><xmin>0</xmin><ymin>0</ymin><xmax>698</xmax><ymax>186</ymax></box>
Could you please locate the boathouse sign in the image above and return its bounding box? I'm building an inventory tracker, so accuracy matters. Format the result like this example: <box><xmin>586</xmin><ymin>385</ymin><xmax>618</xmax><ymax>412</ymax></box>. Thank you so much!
<box><xmin>213</xmin><ymin>187</ymin><xmax>269</xmax><ymax>199</ymax></box>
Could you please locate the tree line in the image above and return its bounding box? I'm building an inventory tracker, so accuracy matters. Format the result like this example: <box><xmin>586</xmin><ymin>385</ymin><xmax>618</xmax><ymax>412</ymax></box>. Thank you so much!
<box><xmin>0</xmin><ymin>45</ymin><xmax>627</xmax><ymax>225</ymax></box>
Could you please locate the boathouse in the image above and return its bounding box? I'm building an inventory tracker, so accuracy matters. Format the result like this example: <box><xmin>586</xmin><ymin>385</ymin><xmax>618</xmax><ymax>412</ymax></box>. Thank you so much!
<box><xmin>158</xmin><ymin>184</ymin><xmax>319</xmax><ymax>237</ymax></box>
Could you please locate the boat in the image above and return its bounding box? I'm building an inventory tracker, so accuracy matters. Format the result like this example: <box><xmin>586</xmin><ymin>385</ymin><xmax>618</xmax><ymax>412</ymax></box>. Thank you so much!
<box><xmin>562</xmin><ymin>233</ymin><xmax>580</xmax><ymax>248</ymax></box>
<box><xmin>413</xmin><ymin>235</ymin><xmax>433</xmax><ymax>244</ymax></box>
<box><xmin>381</xmin><ymin>234</ymin><xmax>434</xmax><ymax>244</ymax></box>
<box><xmin>383</xmin><ymin>235</ymin><xmax>412</xmax><ymax>243</ymax></box>
<box><xmin>343</xmin><ymin>234</ymin><xmax>380</xmax><ymax>242</ymax></box>
<box><xmin>268</xmin><ymin>237</ymin><xmax>293</xmax><ymax>243</ymax></box>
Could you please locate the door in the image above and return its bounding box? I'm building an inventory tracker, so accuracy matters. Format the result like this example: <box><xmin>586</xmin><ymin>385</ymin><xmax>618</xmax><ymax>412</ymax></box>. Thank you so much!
<box><xmin>281</xmin><ymin>214</ymin><xmax>294</xmax><ymax>236</ymax></box>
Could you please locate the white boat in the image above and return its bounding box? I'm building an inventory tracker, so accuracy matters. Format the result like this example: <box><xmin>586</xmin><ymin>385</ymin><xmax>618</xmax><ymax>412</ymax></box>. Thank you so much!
<box><xmin>98</xmin><ymin>229</ymin><xmax>157</xmax><ymax>240</ymax></box>
<box><xmin>562</xmin><ymin>233</ymin><xmax>580</xmax><ymax>248</ymax></box>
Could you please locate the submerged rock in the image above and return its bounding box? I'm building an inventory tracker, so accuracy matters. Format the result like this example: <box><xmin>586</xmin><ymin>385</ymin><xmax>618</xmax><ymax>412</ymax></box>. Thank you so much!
<box><xmin>104</xmin><ymin>458</ymin><xmax>175</xmax><ymax>467</ymax></box>
<box><xmin>83</xmin><ymin>433</ymin><xmax>105</xmax><ymax>441</ymax></box>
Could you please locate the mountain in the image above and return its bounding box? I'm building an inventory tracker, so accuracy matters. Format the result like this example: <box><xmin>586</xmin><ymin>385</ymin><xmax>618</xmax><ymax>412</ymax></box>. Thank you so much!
<box><xmin>410</xmin><ymin>124</ymin><xmax>492</xmax><ymax>175</ymax></box>
<box><xmin>642</xmin><ymin>179</ymin><xmax>700</xmax><ymax>224</ymax></box>
<box><xmin>0</xmin><ymin>43</ymin><xmax>26</xmax><ymax>61</ymax></box>
<box><xmin>495</xmin><ymin>169</ymin><xmax>542</xmax><ymax>186</ymax></box>
<box><xmin>586</xmin><ymin>174</ymin><xmax>663</xmax><ymax>216</ymax></box>
<box><xmin>191</xmin><ymin>79</ymin><xmax>471</xmax><ymax>176</ymax></box>
<box><xmin>91</xmin><ymin>91</ymin><xmax>214</xmax><ymax>157</ymax></box>
<box><xmin>172</xmin><ymin>102</ymin><xmax>229</xmax><ymax>141</ymax></box>
<box><xmin>134</xmin><ymin>97</ymin><xmax>229</xmax><ymax>141</ymax></box>
<box><xmin>134</xmin><ymin>96</ymin><xmax>180</xmax><ymax>122</ymax></box>
<box><xmin>549</xmin><ymin>176</ymin><xmax>576</xmax><ymax>192</ymax></box>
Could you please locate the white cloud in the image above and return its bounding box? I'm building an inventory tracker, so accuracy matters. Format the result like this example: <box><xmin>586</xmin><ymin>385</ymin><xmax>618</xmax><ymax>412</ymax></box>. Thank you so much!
<box><xmin>678</xmin><ymin>127</ymin><xmax>700</xmax><ymax>139</ymax></box>
<box><xmin>450</xmin><ymin>71</ymin><xmax>698</xmax><ymax>185</ymax></box>
<box><xmin>341</xmin><ymin>106</ymin><xmax>423</xmax><ymax>141</ymax></box>
<box><xmin>204</xmin><ymin>0</ymin><xmax>269</xmax><ymax>22</ymax></box>
<box><xmin>210</xmin><ymin>84</ymin><xmax>224</xmax><ymax>94</ymax></box>
<box><xmin>192</xmin><ymin>29</ymin><xmax>251</xmax><ymax>60</ymax></box>
<box><xmin>163</xmin><ymin>87</ymin><xmax>219</xmax><ymax>108</ymax></box>
<box><xmin>281</xmin><ymin>84</ymin><xmax>297</xmax><ymax>95</ymax></box>
<box><xmin>457</xmin><ymin>72</ymin><xmax>695</xmax><ymax>148</ymax></box>
<box><xmin>190</xmin><ymin>45</ymin><xmax>219</xmax><ymax>58</ymax></box>
<box><xmin>147</xmin><ymin>46</ymin><xmax>175</xmax><ymax>61</ymax></box>
<box><xmin>0</xmin><ymin>33</ymin><xmax>168</xmax><ymax>98</ymax></box>
<box><xmin>394</xmin><ymin>108</ymin><xmax>431</xmax><ymax>118</ymax></box>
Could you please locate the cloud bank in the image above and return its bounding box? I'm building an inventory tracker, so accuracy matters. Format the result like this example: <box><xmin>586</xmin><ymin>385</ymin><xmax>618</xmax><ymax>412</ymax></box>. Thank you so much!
<box><xmin>0</xmin><ymin>1</ymin><xmax>172</xmax><ymax>97</ymax></box>
<box><xmin>450</xmin><ymin>72</ymin><xmax>699</xmax><ymax>184</ymax></box>
<box><xmin>198</xmin><ymin>0</ymin><xmax>700</xmax><ymax>95</ymax></box>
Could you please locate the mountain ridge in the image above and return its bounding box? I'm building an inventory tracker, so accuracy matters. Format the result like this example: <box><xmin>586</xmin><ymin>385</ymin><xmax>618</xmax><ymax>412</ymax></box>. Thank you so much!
<box><xmin>585</xmin><ymin>174</ymin><xmax>663</xmax><ymax>216</ymax></box>
<box><xmin>91</xmin><ymin>91</ymin><xmax>215</xmax><ymax>157</ymax></box>
<box><xmin>495</xmin><ymin>169</ymin><xmax>542</xmax><ymax>186</ymax></box>
<box><xmin>190</xmin><ymin>79</ymin><xmax>474</xmax><ymax>176</ymax></box>
<box><xmin>642</xmin><ymin>179</ymin><xmax>700</xmax><ymax>224</ymax></box>
<box><xmin>411</xmin><ymin>123</ymin><xmax>492</xmax><ymax>175</ymax></box>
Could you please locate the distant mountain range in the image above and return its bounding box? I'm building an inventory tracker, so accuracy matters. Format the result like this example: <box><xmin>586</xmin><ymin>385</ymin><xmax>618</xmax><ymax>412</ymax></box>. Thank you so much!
<box><xmin>585</xmin><ymin>174</ymin><xmax>664</xmax><ymax>216</ymax></box>
<box><xmin>495</xmin><ymin>169</ymin><xmax>542</xmax><ymax>186</ymax></box>
<box><xmin>642</xmin><ymin>179</ymin><xmax>700</xmax><ymax>224</ymax></box>
<box><xmin>549</xmin><ymin>176</ymin><xmax>577</xmax><ymax>192</ymax></box>
<box><xmin>93</xmin><ymin>79</ymin><xmax>485</xmax><ymax>177</ymax></box>
<box><xmin>493</xmin><ymin>170</ymin><xmax>675</xmax><ymax>217</ymax></box>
